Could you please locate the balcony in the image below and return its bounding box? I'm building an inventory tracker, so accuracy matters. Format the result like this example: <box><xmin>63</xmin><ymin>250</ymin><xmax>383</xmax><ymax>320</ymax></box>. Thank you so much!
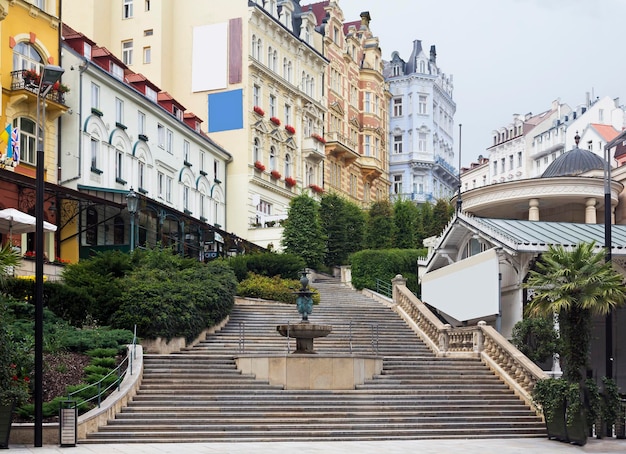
<box><xmin>358</xmin><ymin>155</ymin><xmax>383</xmax><ymax>181</ymax></box>
<box><xmin>10</xmin><ymin>70</ymin><xmax>67</xmax><ymax>105</ymax></box>
<box><xmin>325</xmin><ymin>131</ymin><xmax>359</xmax><ymax>165</ymax></box>
<box><xmin>302</xmin><ymin>137</ymin><xmax>325</xmax><ymax>163</ymax></box>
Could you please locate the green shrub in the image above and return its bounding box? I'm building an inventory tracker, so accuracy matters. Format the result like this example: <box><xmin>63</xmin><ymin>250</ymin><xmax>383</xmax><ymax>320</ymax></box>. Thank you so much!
<box><xmin>350</xmin><ymin>248</ymin><xmax>424</xmax><ymax>293</ymax></box>
<box><xmin>90</xmin><ymin>357</ymin><xmax>116</xmax><ymax>368</ymax></box>
<box><xmin>511</xmin><ymin>316</ymin><xmax>560</xmax><ymax>365</ymax></box>
<box><xmin>86</xmin><ymin>348</ymin><xmax>118</xmax><ymax>358</ymax></box>
<box><xmin>237</xmin><ymin>274</ymin><xmax>320</xmax><ymax>305</ymax></box>
<box><xmin>83</xmin><ymin>365</ymin><xmax>111</xmax><ymax>376</ymax></box>
<box><xmin>226</xmin><ymin>252</ymin><xmax>305</xmax><ymax>282</ymax></box>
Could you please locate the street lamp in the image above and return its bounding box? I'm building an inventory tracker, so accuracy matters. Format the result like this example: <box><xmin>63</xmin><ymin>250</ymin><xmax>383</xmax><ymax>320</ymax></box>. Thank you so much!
<box><xmin>34</xmin><ymin>64</ymin><xmax>64</xmax><ymax>447</ymax></box>
<box><xmin>126</xmin><ymin>188</ymin><xmax>138</xmax><ymax>251</ymax></box>
<box><xmin>602</xmin><ymin>128</ymin><xmax>626</xmax><ymax>380</ymax></box>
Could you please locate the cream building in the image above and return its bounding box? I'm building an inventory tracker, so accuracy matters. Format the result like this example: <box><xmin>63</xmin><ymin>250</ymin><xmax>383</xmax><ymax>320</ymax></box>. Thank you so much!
<box><xmin>62</xmin><ymin>0</ymin><xmax>328</xmax><ymax>249</ymax></box>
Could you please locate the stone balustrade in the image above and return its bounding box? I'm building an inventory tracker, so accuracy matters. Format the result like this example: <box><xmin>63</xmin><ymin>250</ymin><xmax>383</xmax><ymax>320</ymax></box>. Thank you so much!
<box><xmin>391</xmin><ymin>274</ymin><xmax>547</xmax><ymax>408</ymax></box>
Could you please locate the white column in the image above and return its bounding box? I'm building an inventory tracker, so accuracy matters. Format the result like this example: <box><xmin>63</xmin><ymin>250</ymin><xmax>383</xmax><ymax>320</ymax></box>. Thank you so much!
<box><xmin>528</xmin><ymin>198</ymin><xmax>539</xmax><ymax>221</ymax></box>
<box><xmin>585</xmin><ymin>197</ymin><xmax>597</xmax><ymax>224</ymax></box>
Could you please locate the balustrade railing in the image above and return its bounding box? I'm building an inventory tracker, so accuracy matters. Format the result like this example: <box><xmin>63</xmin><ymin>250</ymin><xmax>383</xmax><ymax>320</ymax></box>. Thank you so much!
<box><xmin>391</xmin><ymin>275</ymin><xmax>547</xmax><ymax>408</ymax></box>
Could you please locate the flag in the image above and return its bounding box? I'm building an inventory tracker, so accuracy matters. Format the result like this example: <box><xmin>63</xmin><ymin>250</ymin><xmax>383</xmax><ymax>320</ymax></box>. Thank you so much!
<box><xmin>0</xmin><ymin>124</ymin><xmax>9</xmax><ymax>144</ymax></box>
<box><xmin>10</xmin><ymin>127</ymin><xmax>19</xmax><ymax>165</ymax></box>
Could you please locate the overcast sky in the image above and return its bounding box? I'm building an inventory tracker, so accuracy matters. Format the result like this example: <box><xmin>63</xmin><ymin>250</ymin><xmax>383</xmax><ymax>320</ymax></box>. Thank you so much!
<box><xmin>337</xmin><ymin>0</ymin><xmax>626</xmax><ymax>167</ymax></box>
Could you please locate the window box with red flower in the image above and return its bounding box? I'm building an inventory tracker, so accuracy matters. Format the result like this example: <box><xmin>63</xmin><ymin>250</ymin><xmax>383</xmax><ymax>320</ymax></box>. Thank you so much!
<box><xmin>285</xmin><ymin>124</ymin><xmax>296</xmax><ymax>134</ymax></box>
<box><xmin>270</xmin><ymin>170</ymin><xmax>282</xmax><ymax>180</ymax></box>
<box><xmin>23</xmin><ymin>69</ymin><xmax>40</xmax><ymax>87</ymax></box>
<box><xmin>309</xmin><ymin>184</ymin><xmax>324</xmax><ymax>194</ymax></box>
<box><xmin>285</xmin><ymin>176</ymin><xmax>296</xmax><ymax>187</ymax></box>
<box><xmin>270</xmin><ymin>116</ymin><xmax>281</xmax><ymax>126</ymax></box>
<box><xmin>254</xmin><ymin>161</ymin><xmax>266</xmax><ymax>171</ymax></box>
<box><xmin>311</xmin><ymin>133</ymin><xmax>326</xmax><ymax>144</ymax></box>
<box><xmin>253</xmin><ymin>105</ymin><xmax>265</xmax><ymax>116</ymax></box>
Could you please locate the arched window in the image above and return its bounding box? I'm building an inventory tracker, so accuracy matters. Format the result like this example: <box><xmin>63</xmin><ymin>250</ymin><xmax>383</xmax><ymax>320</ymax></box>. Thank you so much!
<box><xmin>283</xmin><ymin>58</ymin><xmax>288</xmax><ymax>78</ymax></box>
<box><xmin>13</xmin><ymin>42</ymin><xmax>43</xmax><ymax>72</ymax></box>
<box><xmin>12</xmin><ymin>118</ymin><xmax>37</xmax><ymax>165</ymax></box>
<box><xmin>307</xmin><ymin>165</ymin><xmax>314</xmax><ymax>185</ymax></box>
<box><xmin>267</xmin><ymin>46</ymin><xmax>273</xmax><ymax>68</ymax></box>
<box><xmin>272</xmin><ymin>50</ymin><xmax>277</xmax><ymax>71</ymax></box>
<box><xmin>287</xmin><ymin>61</ymin><xmax>292</xmax><ymax>83</ymax></box>
<box><xmin>419</xmin><ymin>60</ymin><xmax>426</xmax><ymax>73</ymax></box>
<box><xmin>256</xmin><ymin>38</ymin><xmax>263</xmax><ymax>64</ymax></box>
<box><xmin>284</xmin><ymin>153</ymin><xmax>291</xmax><ymax>178</ymax></box>
<box><xmin>253</xmin><ymin>137</ymin><xmax>261</xmax><ymax>162</ymax></box>
<box><xmin>269</xmin><ymin>146</ymin><xmax>276</xmax><ymax>171</ymax></box>
<box><xmin>251</xmin><ymin>35</ymin><xmax>257</xmax><ymax>59</ymax></box>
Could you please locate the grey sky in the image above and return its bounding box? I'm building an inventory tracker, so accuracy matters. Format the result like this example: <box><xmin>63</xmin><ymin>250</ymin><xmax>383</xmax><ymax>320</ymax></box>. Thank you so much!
<box><xmin>337</xmin><ymin>0</ymin><xmax>626</xmax><ymax>167</ymax></box>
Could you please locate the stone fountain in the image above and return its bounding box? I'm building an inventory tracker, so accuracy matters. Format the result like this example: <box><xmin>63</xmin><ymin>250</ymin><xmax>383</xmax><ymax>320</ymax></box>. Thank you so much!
<box><xmin>276</xmin><ymin>271</ymin><xmax>331</xmax><ymax>354</ymax></box>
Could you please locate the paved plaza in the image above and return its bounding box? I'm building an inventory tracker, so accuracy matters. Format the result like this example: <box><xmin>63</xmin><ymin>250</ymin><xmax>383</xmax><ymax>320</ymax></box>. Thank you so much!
<box><xmin>6</xmin><ymin>438</ymin><xmax>626</xmax><ymax>454</ymax></box>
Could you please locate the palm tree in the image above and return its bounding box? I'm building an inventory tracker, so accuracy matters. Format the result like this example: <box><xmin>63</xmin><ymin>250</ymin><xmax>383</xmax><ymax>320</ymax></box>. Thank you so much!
<box><xmin>0</xmin><ymin>243</ymin><xmax>20</xmax><ymax>287</ymax></box>
<box><xmin>524</xmin><ymin>241</ymin><xmax>626</xmax><ymax>384</ymax></box>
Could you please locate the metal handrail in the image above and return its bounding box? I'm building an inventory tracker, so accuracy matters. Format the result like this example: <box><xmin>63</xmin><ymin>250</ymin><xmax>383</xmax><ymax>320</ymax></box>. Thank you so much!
<box><xmin>66</xmin><ymin>326</ymin><xmax>138</xmax><ymax>409</ymax></box>
<box><xmin>375</xmin><ymin>278</ymin><xmax>392</xmax><ymax>298</ymax></box>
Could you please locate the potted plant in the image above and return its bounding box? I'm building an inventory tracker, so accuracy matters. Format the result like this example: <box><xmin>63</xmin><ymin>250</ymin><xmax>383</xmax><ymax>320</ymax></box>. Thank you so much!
<box><xmin>285</xmin><ymin>176</ymin><xmax>296</xmax><ymax>187</ymax></box>
<box><xmin>533</xmin><ymin>378</ymin><xmax>569</xmax><ymax>442</ymax></box>
<box><xmin>285</xmin><ymin>124</ymin><xmax>295</xmax><ymax>134</ymax></box>
<box><xmin>254</xmin><ymin>161</ymin><xmax>265</xmax><ymax>172</ymax></box>
<box><xmin>311</xmin><ymin>133</ymin><xmax>326</xmax><ymax>144</ymax></box>
<box><xmin>253</xmin><ymin>105</ymin><xmax>265</xmax><ymax>116</ymax></box>
<box><xmin>270</xmin><ymin>116</ymin><xmax>281</xmax><ymax>126</ymax></box>
<box><xmin>23</xmin><ymin>69</ymin><xmax>40</xmax><ymax>87</ymax></box>
<box><xmin>270</xmin><ymin>170</ymin><xmax>281</xmax><ymax>180</ymax></box>
<box><xmin>600</xmin><ymin>377</ymin><xmax>622</xmax><ymax>438</ymax></box>
<box><xmin>308</xmin><ymin>184</ymin><xmax>324</xmax><ymax>194</ymax></box>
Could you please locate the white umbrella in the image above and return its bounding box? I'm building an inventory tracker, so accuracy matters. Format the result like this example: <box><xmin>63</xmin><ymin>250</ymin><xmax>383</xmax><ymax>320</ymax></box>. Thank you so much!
<box><xmin>0</xmin><ymin>208</ymin><xmax>57</xmax><ymax>237</ymax></box>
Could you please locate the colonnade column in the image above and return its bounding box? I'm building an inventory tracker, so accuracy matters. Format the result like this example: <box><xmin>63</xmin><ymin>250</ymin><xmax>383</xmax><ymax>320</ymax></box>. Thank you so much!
<box><xmin>585</xmin><ymin>198</ymin><xmax>597</xmax><ymax>224</ymax></box>
<box><xmin>528</xmin><ymin>198</ymin><xmax>539</xmax><ymax>221</ymax></box>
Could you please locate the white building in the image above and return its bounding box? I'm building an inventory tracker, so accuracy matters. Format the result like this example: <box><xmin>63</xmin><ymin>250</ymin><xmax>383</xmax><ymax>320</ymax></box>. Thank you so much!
<box><xmin>385</xmin><ymin>40</ymin><xmax>457</xmax><ymax>204</ymax></box>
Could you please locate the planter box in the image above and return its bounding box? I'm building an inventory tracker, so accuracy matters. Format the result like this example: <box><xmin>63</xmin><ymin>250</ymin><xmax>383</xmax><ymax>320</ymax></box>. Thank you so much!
<box><xmin>0</xmin><ymin>402</ymin><xmax>14</xmax><ymax>449</ymax></box>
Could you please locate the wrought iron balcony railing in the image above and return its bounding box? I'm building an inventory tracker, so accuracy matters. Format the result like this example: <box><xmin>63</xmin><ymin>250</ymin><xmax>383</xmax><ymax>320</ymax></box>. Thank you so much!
<box><xmin>10</xmin><ymin>70</ymin><xmax>67</xmax><ymax>104</ymax></box>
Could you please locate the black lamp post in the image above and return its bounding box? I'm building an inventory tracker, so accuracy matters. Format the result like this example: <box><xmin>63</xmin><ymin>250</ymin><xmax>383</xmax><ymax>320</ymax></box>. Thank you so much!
<box><xmin>602</xmin><ymin>128</ymin><xmax>626</xmax><ymax>380</ymax></box>
<box><xmin>34</xmin><ymin>64</ymin><xmax>64</xmax><ymax>447</ymax></box>
<box><xmin>126</xmin><ymin>188</ymin><xmax>138</xmax><ymax>251</ymax></box>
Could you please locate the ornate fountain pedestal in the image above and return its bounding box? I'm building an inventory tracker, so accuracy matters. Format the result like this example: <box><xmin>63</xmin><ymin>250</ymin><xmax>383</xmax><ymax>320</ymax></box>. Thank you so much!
<box><xmin>276</xmin><ymin>322</ymin><xmax>332</xmax><ymax>354</ymax></box>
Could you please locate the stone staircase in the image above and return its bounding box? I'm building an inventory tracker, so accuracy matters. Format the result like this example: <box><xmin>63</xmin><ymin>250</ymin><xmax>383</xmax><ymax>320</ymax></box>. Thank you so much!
<box><xmin>82</xmin><ymin>276</ymin><xmax>545</xmax><ymax>443</ymax></box>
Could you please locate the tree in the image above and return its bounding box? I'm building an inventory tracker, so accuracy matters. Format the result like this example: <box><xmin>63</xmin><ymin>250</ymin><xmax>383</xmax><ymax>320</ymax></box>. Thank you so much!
<box><xmin>320</xmin><ymin>193</ymin><xmax>348</xmax><ymax>267</ymax></box>
<box><xmin>393</xmin><ymin>199</ymin><xmax>419</xmax><ymax>248</ymax></box>
<box><xmin>281</xmin><ymin>194</ymin><xmax>325</xmax><ymax>268</ymax></box>
<box><xmin>364</xmin><ymin>200</ymin><xmax>394</xmax><ymax>249</ymax></box>
<box><xmin>343</xmin><ymin>200</ymin><xmax>365</xmax><ymax>256</ymax></box>
<box><xmin>429</xmin><ymin>198</ymin><xmax>454</xmax><ymax>238</ymax></box>
<box><xmin>524</xmin><ymin>242</ymin><xmax>626</xmax><ymax>383</ymax></box>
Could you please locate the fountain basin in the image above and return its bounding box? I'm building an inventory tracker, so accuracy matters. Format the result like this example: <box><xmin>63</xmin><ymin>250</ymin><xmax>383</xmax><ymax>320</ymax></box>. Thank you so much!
<box><xmin>276</xmin><ymin>322</ymin><xmax>332</xmax><ymax>354</ymax></box>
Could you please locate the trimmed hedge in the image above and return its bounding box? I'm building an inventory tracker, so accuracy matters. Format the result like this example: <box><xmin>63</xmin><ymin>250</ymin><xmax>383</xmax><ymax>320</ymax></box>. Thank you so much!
<box><xmin>237</xmin><ymin>273</ymin><xmax>320</xmax><ymax>305</ymax></box>
<box><xmin>350</xmin><ymin>248</ymin><xmax>425</xmax><ymax>294</ymax></box>
<box><xmin>226</xmin><ymin>252</ymin><xmax>305</xmax><ymax>282</ymax></box>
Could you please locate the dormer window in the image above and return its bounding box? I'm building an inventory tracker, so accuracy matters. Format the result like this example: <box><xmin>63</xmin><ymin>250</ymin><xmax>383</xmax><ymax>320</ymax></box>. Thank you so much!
<box><xmin>194</xmin><ymin>121</ymin><xmax>200</xmax><ymax>133</ymax></box>
<box><xmin>146</xmin><ymin>87</ymin><xmax>157</xmax><ymax>102</ymax></box>
<box><xmin>111</xmin><ymin>63</ymin><xmax>124</xmax><ymax>80</ymax></box>
<box><xmin>173</xmin><ymin>105</ymin><xmax>183</xmax><ymax>121</ymax></box>
<box><xmin>83</xmin><ymin>42</ymin><xmax>92</xmax><ymax>60</ymax></box>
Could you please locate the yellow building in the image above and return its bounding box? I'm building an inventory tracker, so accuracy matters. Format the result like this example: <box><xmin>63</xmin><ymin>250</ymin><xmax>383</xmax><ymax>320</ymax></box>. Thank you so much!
<box><xmin>0</xmin><ymin>0</ymin><xmax>66</xmax><ymax>260</ymax></box>
<box><xmin>62</xmin><ymin>0</ymin><xmax>328</xmax><ymax>250</ymax></box>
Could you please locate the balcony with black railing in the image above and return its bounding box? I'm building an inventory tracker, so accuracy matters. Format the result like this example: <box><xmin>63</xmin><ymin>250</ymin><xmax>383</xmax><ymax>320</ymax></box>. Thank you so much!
<box><xmin>10</xmin><ymin>69</ymin><xmax>67</xmax><ymax>105</ymax></box>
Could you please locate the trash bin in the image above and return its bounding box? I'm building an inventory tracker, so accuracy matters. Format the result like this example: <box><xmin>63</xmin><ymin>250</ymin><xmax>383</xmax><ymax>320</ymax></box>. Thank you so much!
<box><xmin>59</xmin><ymin>400</ymin><xmax>77</xmax><ymax>447</ymax></box>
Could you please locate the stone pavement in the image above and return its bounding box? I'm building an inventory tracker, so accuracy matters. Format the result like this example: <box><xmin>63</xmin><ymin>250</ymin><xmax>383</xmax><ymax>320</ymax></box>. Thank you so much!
<box><xmin>6</xmin><ymin>438</ymin><xmax>626</xmax><ymax>454</ymax></box>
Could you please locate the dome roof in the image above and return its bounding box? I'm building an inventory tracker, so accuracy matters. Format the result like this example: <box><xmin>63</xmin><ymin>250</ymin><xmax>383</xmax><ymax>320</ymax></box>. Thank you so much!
<box><xmin>541</xmin><ymin>147</ymin><xmax>605</xmax><ymax>177</ymax></box>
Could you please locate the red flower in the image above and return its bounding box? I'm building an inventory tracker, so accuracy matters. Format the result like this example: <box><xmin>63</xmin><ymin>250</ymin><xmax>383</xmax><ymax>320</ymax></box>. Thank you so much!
<box><xmin>285</xmin><ymin>176</ymin><xmax>296</xmax><ymax>187</ymax></box>
<box><xmin>311</xmin><ymin>133</ymin><xmax>326</xmax><ymax>144</ymax></box>
<box><xmin>24</xmin><ymin>377</ymin><xmax>30</xmax><ymax>383</ymax></box>
<box><xmin>254</xmin><ymin>161</ymin><xmax>266</xmax><ymax>171</ymax></box>
<box><xmin>270</xmin><ymin>170</ymin><xmax>282</xmax><ymax>180</ymax></box>
<box><xmin>12</xmin><ymin>375</ymin><xmax>18</xmax><ymax>381</ymax></box>
<box><xmin>270</xmin><ymin>116</ymin><xmax>281</xmax><ymax>126</ymax></box>
<box><xmin>285</xmin><ymin>124</ymin><xmax>296</xmax><ymax>134</ymax></box>
<box><xmin>253</xmin><ymin>105</ymin><xmax>265</xmax><ymax>116</ymax></box>
<box><xmin>308</xmin><ymin>184</ymin><xmax>324</xmax><ymax>194</ymax></box>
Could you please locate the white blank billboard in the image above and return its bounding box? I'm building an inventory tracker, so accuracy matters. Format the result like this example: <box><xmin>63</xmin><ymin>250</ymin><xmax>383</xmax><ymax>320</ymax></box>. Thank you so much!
<box><xmin>421</xmin><ymin>249</ymin><xmax>500</xmax><ymax>322</ymax></box>
<box><xmin>192</xmin><ymin>23</ymin><xmax>227</xmax><ymax>92</ymax></box>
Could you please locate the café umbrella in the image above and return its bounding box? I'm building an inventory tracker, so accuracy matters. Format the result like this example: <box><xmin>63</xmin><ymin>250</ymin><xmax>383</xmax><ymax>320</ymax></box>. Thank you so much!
<box><xmin>0</xmin><ymin>208</ymin><xmax>57</xmax><ymax>242</ymax></box>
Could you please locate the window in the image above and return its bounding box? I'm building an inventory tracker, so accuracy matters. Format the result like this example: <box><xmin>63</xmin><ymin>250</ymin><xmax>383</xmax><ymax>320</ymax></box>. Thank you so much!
<box><xmin>253</xmin><ymin>137</ymin><xmax>260</xmax><ymax>162</ymax></box>
<box><xmin>269</xmin><ymin>146</ymin><xmax>276</xmax><ymax>170</ymax></box>
<box><xmin>509</xmin><ymin>154</ymin><xmax>513</xmax><ymax>171</ymax></box>
<box><xmin>158</xmin><ymin>172</ymin><xmax>164</xmax><ymax>198</ymax></box>
<box><xmin>393</xmin><ymin>175</ymin><xmax>402</xmax><ymax>194</ymax></box>
<box><xmin>86</xmin><ymin>207</ymin><xmax>98</xmax><ymax>246</ymax></box>
<box><xmin>350</xmin><ymin>174</ymin><xmax>358</xmax><ymax>197</ymax></box>
<box><xmin>138</xmin><ymin>111</ymin><xmax>146</xmax><ymax>134</ymax></box>
<box><xmin>122</xmin><ymin>40</ymin><xmax>133</xmax><ymax>65</ymax></box>
<box><xmin>143</xmin><ymin>46</ymin><xmax>151</xmax><ymax>64</ymax></box>
<box><xmin>157</xmin><ymin>124</ymin><xmax>164</xmax><ymax>147</ymax></box>
<box><xmin>364</xmin><ymin>135</ymin><xmax>371</xmax><ymax>156</ymax></box>
<box><xmin>123</xmin><ymin>0</ymin><xmax>133</xmax><ymax>18</ymax></box>
<box><xmin>284</xmin><ymin>154</ymin><xmax>291</xmax><ymax>178</ymax></box>
<box><xmin>110</xmin><ymin>63</ymin><xmax>124</xmax><ymax>80</ymax></box>
<box><xmin>35</xmin><ymin>0</ymin><xmax>45</xmax><ymax>10</ymax></box>
<box><xmin>418</xmin><ymin>95</ymin><xmax>427</xmax><ymax>114</ymax></box>
<box><xmin>138</xmin><ymin>161</ymin><xmax>145</xmax><ymax>190</ymax></box>
<box><xmin>251</xmin><ymin>35</ymin><xmax>258</xmax><ymax>59</ymax></box>
<box><xmin>90</xmin><ymin>137</ymin><xmax>99</xmax><ymax>171</ymax></box>
<box><xmin>517</xmin><ymin>152</ymin><xmax>522</xmax><ymax>168</ymax></box>
<box><xmin>213</xmin><ymin>159</ymin><xmax>219</xmax><ymax>180</ymax></box>
<box><xmin>393</xmin><ymin>98</ymin><xmax>403</xmax><ymax>117</ymax></box>
<box><xmin>269</xmin><ymin>95</ymin><xmax>276</xmax><ymax>117</ymax></box>
<box><xmin>116</xmin><ymin>150</ymin><xmax>124</xmax><ymax>181</ymax></box>
<box><xmin>200</xmin><ymin>151</ymin><xmax>205</xmax><ymax>173</ymax></box>
<box><xmin>144</xmin><ymin>29</ymin><xmax>153</xmax><ymax>36</ymax></box>
<box><xmin>393</xmin><ymin>135</ymin><xmax>403</xmax><ymax>154</ymax></box>
<box><xmin>493</xmin><ymin>161</ymin><xmax>498</xmax><ymax>175</ymax></box>
<box><xmin>364</xmin><ymin>92</ymin><xmax>371</xmax><ymax>113</ymax></box>
<box><xmin>91</xmin><ymin>83</ymin><xmax>100</xmax><ymax>109</ymax></box>
<box><xmin>145</xmin><ymin>0</ymin><xmax>150</xmax><ymax>11</ymax></box>
<box><xmin>183</xmin><ymin>186</ymin><xmax>190</xmax><ymax>211</ymax></box>
<box><xmin>145</xmin><ymin>86</ymin><xmax>157</xmax><ymax>102</ymax></box>
<box><xmin>501</xmin><ymin>158</ymin><xmax>505</xmax><ymax>173</ymax></box>
<box><xmin>166</xmin><ymin>129</ymin><xmax>173</xmax><ymax>153</ymax></box>
<box><xmin>13</xmin><ymin>118</ymin><xmax>36</xmax><ymax>165</ymax></box>
<box><xmin>115</xmin><ymin>98</ymin><xmax>124</xmax><ymax>124</ymax></box>
<box><xmin>166</xmin><ymin>176</ymin><xmax>173</xmax><ymax>202</ymax></box>
<box><xmin>13</xmin><ymin>41</ymin><xmax>42</xmax><ymax>72</ymax></box>
<box><xmin>253</xmin><ymin>85</ymin><xmax>260</xmax><ymax>107</ymax></box>
<box><xmin>285</xmin><ymin>104</ymin><xmax>291</xmax><ymax>126</ymax></box>
<box><xmin>418</xmin><ymin>133</ymin><xmax>427</xmax><ymax>151</ymax></box>
<box><xmin>183</xmin><ymin>140</ymin><xmax>190</xmax><ymax>162</ymax></box>
<box><xmin>83</xmin><ymin>42</ymin><xmax>92</xmax><ymax>60</ymax></box>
